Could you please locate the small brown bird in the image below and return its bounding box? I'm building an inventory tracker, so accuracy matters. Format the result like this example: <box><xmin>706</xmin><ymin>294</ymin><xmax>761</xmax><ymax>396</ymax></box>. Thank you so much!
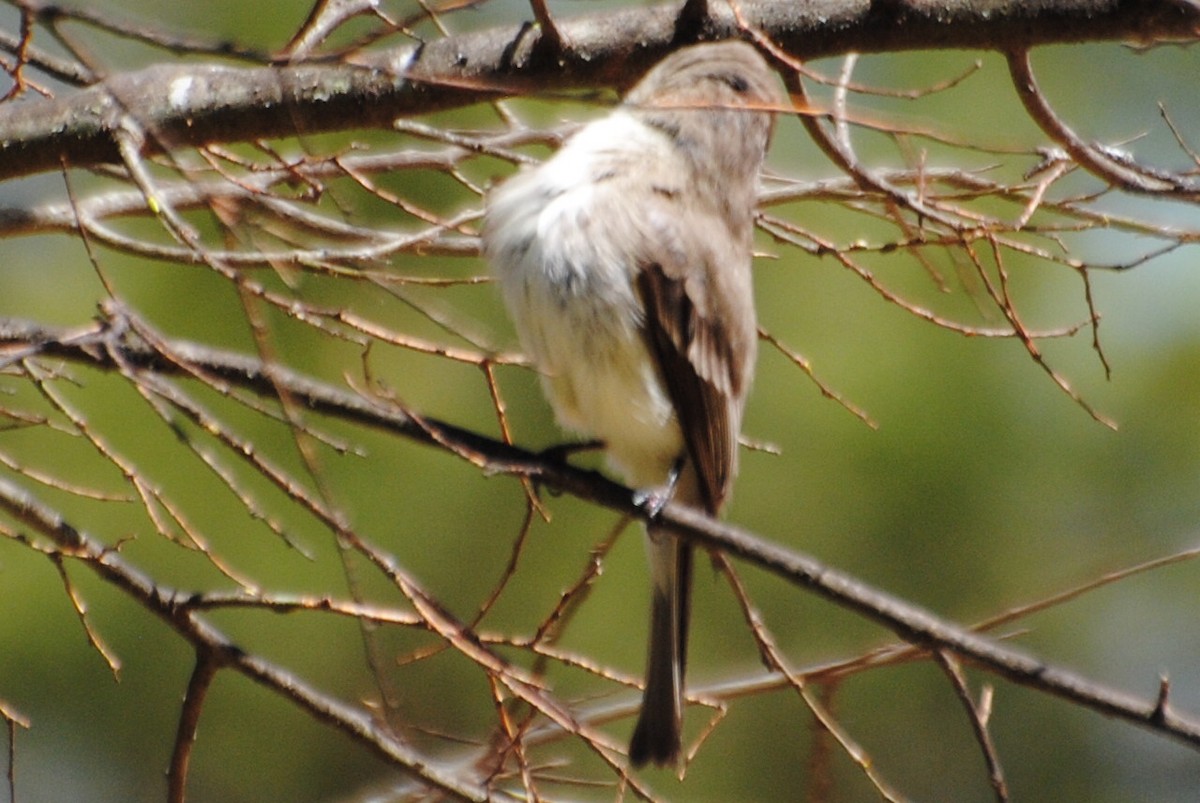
<box><xmin>483</xmin><ymin>40</ymin><xmax>783</xmax><ymax>768</ymax></box>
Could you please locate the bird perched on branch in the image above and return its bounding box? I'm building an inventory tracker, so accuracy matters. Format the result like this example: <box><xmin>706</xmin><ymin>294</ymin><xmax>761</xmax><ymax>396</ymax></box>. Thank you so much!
<box><xmin>484</xmin><ymin>39</ymin><xmax>783</xmax><ymax>768</ymax></box>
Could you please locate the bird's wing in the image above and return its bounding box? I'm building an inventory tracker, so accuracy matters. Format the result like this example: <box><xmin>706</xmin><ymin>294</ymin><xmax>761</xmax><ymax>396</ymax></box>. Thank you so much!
<box><xmin>633</xmin><ymin>201</ymin><xmax>755</xmax><ymax>515</ymax></box>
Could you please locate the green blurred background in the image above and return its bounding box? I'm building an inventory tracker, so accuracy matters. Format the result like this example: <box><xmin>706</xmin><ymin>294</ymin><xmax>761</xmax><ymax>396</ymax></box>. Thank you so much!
<box><xmin>1</xmin><ymin>1</ymin><xmax>1199</xmax><ymax>801</ymax></box>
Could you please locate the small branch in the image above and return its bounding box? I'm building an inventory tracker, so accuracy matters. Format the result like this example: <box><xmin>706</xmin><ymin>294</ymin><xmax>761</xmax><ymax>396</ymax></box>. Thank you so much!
<box><xmin>934</xmin><ymin>650</ymin><xmax>1008</xmax><ymax>802</ymax></box>
<box><xmin>1006</xmin><ymin>47</ymin><xmax>1200</xmax><ymax>199</ymax></box>
<box><xmin>528</xmin><ymin>0</ymin><xmax>565</xmax><ymax>55</ymax></box>
<box><xmin>0</xmin><ymin>699</ymin><xmax>29</xmax><ymax>803</ymax></box>
<box><xmin>167</xmin><ymin>653</ymin><xmax>220</xmax><ymax>803</ymax></box>
<box><xmin>714</xmin><ymin>553</ymin><xmax>903</xmax><ymax>799</ymax></box>
<box><xmin>0</xmin><ymin>472</ymin><xmax>491</xmax><ymax>802</ymax></box>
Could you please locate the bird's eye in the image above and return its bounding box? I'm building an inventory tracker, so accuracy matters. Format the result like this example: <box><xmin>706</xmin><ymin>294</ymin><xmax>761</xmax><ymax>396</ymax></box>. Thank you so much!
<box><xmin>707</xmin><ymin>71</ymin><xmax>750</xmax><ymax>93</ymax></box>
<box><xmin>723</xmin><ymin>73</ymin><xmax>750</xmax><ymax>93</ymax></box>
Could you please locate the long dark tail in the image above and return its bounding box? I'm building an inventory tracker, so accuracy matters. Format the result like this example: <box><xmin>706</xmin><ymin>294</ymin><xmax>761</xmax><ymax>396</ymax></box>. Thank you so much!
<box><xmin>629</xmin><ymin>530</ymin><xmax>692</xmax><ymax>768</ymax></box>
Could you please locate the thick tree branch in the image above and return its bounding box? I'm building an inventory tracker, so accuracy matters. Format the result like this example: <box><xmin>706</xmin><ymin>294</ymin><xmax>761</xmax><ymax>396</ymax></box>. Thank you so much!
<box><xmin>0</xmin><ymin>0</ymin><xmax>1196</xmax><ymax>180</ymax></box>
<box><xmin>4</xmin><ymin>313</ymin><xmax>1200</xmax><ymax>754</ymax></box>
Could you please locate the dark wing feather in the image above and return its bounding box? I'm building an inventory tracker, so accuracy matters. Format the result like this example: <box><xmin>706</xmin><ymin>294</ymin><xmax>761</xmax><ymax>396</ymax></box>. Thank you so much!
<box><xmin>635</xmin><ymin>258</ymin><xmax>738</xmax><ymax>516</ymax></box>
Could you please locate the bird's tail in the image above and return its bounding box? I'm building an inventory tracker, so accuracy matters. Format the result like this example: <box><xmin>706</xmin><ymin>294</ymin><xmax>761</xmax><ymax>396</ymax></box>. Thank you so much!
<box><xmin>629</xmin><ymin>525</ymin><xmax>692</xmax><ymax>769</ymax></box>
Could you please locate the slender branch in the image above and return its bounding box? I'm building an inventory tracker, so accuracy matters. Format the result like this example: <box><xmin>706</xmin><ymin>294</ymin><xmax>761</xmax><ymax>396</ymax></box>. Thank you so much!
<box><xmin>1006</xmin><ymin>47</ymin><xmax>1200</xmax><ymax>199</ymax></box>
<box><xmin>0</xmin><ymin>0</ymin><xmax>1195</xmax><ymax>180</ymax></box>
<box><xmin>0</xmin><ymin>471</ymin><xmax>490</xmax><ymax>801</ymax></box>
<box><xmin>0</xmin><ymin>127</ymin><xmax>554</xmax><ymax>239</ymax></box>
<box><xmin>167</xmin><ymin>653</ymin><xmax>220</xmax><ymax>803</ymax></box>
<box><xmin>5</xmin><ymin>314</ymin><xmax>1200</xmax><ymax>753</ymax></box>
<box><xmin>934</xmin><ymin>651</ymin><xmax>1008</xmax><ymax>803</ymax></box>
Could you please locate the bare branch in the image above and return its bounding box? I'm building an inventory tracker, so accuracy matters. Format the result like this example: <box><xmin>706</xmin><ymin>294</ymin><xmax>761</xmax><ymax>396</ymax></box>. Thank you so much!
<box><xmin>934</xmin><ymin>651</ymin><xmax>1008</xmax><ymax>803</ymax></box>
<box><xmin>1007</xmin><ymin>47</ymin><xmax>1200</xmax><ymax>199</ymax></box>
<box><xmin>167</xmin><ymin>654</ymin><xmax>219</xmax><ymax>803</ymax></box>
<box><xmin>0</xmin><ymin>471</ymin><xmax>490</xmax><ymax>802</ymax></box>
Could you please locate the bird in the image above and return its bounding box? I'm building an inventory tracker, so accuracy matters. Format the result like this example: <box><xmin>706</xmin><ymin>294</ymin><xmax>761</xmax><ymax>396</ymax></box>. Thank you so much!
<box><xmin>483</xmin><ymin>39</ymin><xmax>782</xmax><ymax>768</ymax></box>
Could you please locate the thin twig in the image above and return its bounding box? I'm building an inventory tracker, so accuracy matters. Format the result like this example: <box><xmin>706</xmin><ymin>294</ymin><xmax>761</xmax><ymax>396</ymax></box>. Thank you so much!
<box><xmin>933</xmin><ymin>650</ymin><xmax>1008</xmax><ymax>802</ymax></box>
